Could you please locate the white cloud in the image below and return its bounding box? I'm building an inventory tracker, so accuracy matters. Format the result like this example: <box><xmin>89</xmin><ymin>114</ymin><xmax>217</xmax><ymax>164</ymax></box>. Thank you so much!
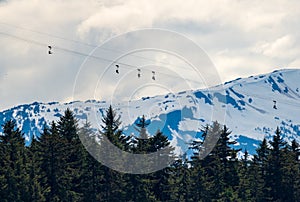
<box><xmin>0</xmin><ymin>0</ymin><xmax>300</xmax><ymax>110</ymax></box>
<box><xmin>288</xmin><ymin>59</ymin><xmax>300</xmax><ymax>67</ymax></box>
<box><xmin>76</xmin><ymin>0</ymin><xmax>293</xmax><ymax>40</ymax></box>
<box><xmin>252</xmin><ymin>35</ymin><xmax>298</xmax><ymax>59</ymax></box>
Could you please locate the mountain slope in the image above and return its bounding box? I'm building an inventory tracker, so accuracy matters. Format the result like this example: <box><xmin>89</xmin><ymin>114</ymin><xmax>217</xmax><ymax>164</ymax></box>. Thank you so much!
<box><xmin>0</xmin><ymin>68</ymin><xmax>299</xmax><ymax>156</ymax></box>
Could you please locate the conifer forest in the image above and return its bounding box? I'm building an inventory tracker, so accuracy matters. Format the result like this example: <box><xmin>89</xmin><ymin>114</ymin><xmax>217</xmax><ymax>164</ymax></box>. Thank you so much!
<box><xmin>0</xmin><ymin>106</ymin><xmax>300</xmax><ymax>202</ymax></box>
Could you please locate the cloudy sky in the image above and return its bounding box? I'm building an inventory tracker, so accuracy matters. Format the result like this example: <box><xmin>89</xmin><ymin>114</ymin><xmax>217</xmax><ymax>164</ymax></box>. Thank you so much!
<box><xmin>0</xmin><ymin>0</ymin><xmax>299</xmax><ymax>110</ymax></box>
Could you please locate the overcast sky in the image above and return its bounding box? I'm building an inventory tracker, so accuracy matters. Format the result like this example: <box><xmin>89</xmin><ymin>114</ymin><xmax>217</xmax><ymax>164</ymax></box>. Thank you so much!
<box><xmin>0</xmin><ymin>0</ymin><xmax>299</xmax><ymax>110</ymax></box>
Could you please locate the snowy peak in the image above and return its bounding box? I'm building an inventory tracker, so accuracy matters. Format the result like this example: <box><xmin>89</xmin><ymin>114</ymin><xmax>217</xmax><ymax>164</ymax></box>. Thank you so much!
<box><xmin>223</xmin><ymin>69</ymin><xmax>300</xmax><ymax>98</ymax></box>
<box><xmin>0</xmin><ymin>69</ymin><xmax>299</xmax><ymax>155</ymax></box>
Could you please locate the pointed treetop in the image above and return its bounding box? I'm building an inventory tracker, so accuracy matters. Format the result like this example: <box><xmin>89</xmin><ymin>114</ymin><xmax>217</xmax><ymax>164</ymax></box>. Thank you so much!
<box><xmin>134</xmin><ymin>115</ymin><xmax>151</xmax><ymax>139</ymax></box>
<box><xmin>134</xmin><ymin>115</ymin><xmax>151</xmax><ymax>128</ymax></box>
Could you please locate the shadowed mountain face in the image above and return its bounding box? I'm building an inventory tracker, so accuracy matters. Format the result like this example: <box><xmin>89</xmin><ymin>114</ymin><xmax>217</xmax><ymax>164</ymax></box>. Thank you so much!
<box><xmin>0</xmin><ymin>69</ymin><xmax>299</xmax><ymax>156</ymax></box>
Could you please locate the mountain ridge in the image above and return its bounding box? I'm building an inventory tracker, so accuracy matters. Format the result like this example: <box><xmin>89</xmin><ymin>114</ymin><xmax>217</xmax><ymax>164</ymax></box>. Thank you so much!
<box><xmin>1</xmin><ymin>68</ymin><xmax>299</xmax><ymax>156</ymax></box>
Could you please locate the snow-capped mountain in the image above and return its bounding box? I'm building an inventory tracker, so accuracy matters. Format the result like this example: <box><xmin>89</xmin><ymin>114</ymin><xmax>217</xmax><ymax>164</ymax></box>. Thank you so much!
<box><xmin>0</xmin><ymin>69</ymin><xmax>299</xmax><ymax>156</ymax></box>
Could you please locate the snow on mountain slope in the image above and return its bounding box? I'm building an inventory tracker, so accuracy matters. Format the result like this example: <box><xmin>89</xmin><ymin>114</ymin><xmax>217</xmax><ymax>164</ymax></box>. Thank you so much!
<box><xmin>0</xmin><ymin>68</ymin><xmax>299</xmax><ymax>156</ymax></box>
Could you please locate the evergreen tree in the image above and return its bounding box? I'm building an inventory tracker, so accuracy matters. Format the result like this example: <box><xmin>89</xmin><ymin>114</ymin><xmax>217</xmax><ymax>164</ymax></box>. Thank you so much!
<box><xmin>247</xmin><ymin>138</ymin><xmax>271</xmax><ymax>201</ymax></box>
<box><xmin>291</xmin><ymin>139</ymin><xmax>300</xmax><ymax>199</ymax></box>
<box><xmin>172</xmin><ymin>155</ymin><xmax>192</xmax><ymax>202</ymax></box>
<box><xmin>56</xmin><ymin>108</ymin><xmax>86</xmax><ymax>201</ymax></box>
<box><xmin>127</xmin><ymin>116</ymin><xmax>175</xmax><ymax>202</ymax></box>
<box><xmin>291</xmin><ymin>139</ymin><xmax>300</xmax><ymax>160</ymax></box>
<box><xmin>100</xmin><ymin>105</ymin><xmax>130</xmax><ymax>150</ymax></box>
<box><xmin>198</xmin><ymin>122</ymin><xmax>223</xmax><ymax>200</ymax></box>
<box><xmin>27</xmin><ymin>136</ymin><xmax>45</xmax><ymax>202</ymax></box>
<box><xmin>127</xmin><ymin>116</ymin><xmax>157</xmax><ymax>202</ymax></box>
<box><xmin>0</xmin><ymin>120</ymin><xmax>29</xmax><ymax>202</ymax></box>
<box><xmin>265</xmin><ymin>127</ymin><xmax>286</xmax><ymax>201</ymax></box>
<box><xmin>189</xmin><ymin>125</ymin><xmax>209</xmax><ymax>201</ymax></box>
<box><xmin>99</xmin><ymin>105</ymin><xmax>130</xmax><ymax>201</ymax></box>
<box><xmin>200</xmin><ymin>122</ymin><xmax>240</xmax><ymax>200</ymax></box>
<box><xmin>219</xmin><ymin>126</ymin><xmax>240</xmax><ymax>189</ymax></box>
<box><xmin>2</xmin><ymin>106</ymin><xmax>300</xmax><ymax>202</ymax></box>
<box><xmin>35</xmin><ymin>122</ymin><xmax>66</xmax><ymax>201</ymax></box>
<box><xmin>280</xmin><ymin>142</ymin><xmax>300</xmax><ymax>201</ymax></box>
<box><xmin>151</xmin><ymin>130</ymin><xmax>175</xmax><ymax>201</ymax></box>
<box><xmin>80</xmin><ymin>120</ymin><xmax>105</xmax><ymax>202</ymax></box>
<box><xmin>237</xmin><ymin>150</ymin><xmax>252</xmax><ymax>201</ymax></box>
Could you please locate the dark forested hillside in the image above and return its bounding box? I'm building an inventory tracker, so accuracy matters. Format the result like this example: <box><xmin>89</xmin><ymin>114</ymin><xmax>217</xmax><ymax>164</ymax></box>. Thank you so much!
<box><xmin>0</xmin><ymin>107</ymin><xmax>299</xmax><ymax>201</ymax></box>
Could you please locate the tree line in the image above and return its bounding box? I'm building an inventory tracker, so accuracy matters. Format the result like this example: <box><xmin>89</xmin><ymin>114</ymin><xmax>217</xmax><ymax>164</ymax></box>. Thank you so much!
<box><xmin>0</xmin><ymin>106</ymin><xmax>299</xmax><ymax>201</ymax></box>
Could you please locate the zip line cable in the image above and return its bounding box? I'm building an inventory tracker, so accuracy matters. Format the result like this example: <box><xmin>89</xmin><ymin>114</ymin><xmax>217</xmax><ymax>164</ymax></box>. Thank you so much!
<box><xmin>0</xmin><ymin>22</ymin><xmax>95</xmax><ymax>47</ymax></box>
<box><xmin>2</xmin><ymin>30</ymin><xmax>298</xmax><ymax>107</ymax></box>
<box><xmin>0</xmin><ymin>22</ymin><xmax>199</xmax><ymax>73</ymax></box>
<box><xmin>0</xmin><ymin>31</ymin><xmax>205</xmax><ymax>86</ymax></box>
<box><xmin>1</xmin><ymin>30</ymin><xmax>299</xmax><ymax>108</ymax></box>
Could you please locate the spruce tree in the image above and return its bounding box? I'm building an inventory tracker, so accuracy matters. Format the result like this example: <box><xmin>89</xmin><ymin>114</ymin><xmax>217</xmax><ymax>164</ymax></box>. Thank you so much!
<box><xmin>172</xmin><ymin>154</ymin><xmax>192</xmax><ymax>202</ymax></box>
<box><xmin>127</xmin><ymin>116</ymin><xmax>156</xmax><ymax>202</ymax></box>
<box><xmin>291</xmin><ymin>139</ymin><xmax>300</xmax><ymax>199</ymax></box>
<box><xmin>265</xmin><ymin>127</ymin><xmax>286</xmax><ymax>201</ymax></box>
<box><xmin>151</xmin><ymin>130</ymin><xmax>175</xmax><ymax>201</ymax></box>
<box><xmin>280</xmin><ymin>143</ymin><xmax>300</xmax><ymax>201</ymax></box>
<box><xmin>80</xmin><ymin>120</ymin><xmax>105</xmax><ymax>202</ymax></box>
<box><xmin>0</xmin><ymin>120</ymin><xmax>29</xmax><ymax>202</ymax></box>
<box><xmin>248</xmin><ymin>138</ymin><xmax>270</xmax><ymax>201</ymax></box>
<box><xmin>199</xmin><ymin>122</ymin><xmax>241</xmax><ymax>200</ymax></box>
<box><xmin>35</xmin><ymin>122</ymin><xmax>66</xmax><ymax>201</ymax></box>
<box><xmin>237</xmin><ymin>150</ymin><xmax>252</xmax><ymax>201</ymax></box>
<box><xmin>219</xmin><ymin>126</ymin><xmax>240</xmax><ymax>190</ymax></box>
<box><xmin>0</xmin><ymin>120</ymin><xmax>29</xmax><ymax>201</ymax></box>
<box><xmin>56</xmin><ymin>108</ymin><xmax>86</xmax><ymax>201</ymax></box>
<box><xmin>28</xmin><ymin>136</ymin><xmax>45</xmax><ymax>202</ymax></box>
<box><xmin>99</xmin><ymin>105</ymin><xmax>130</xmax><ymax>201</ymax></box>
<box><xmin>127</xmin><ymin>116</ymin><xmax>175</xmax><ymax>202</ymax></box>
<box><xmin>189</xmin><ymin>125</ymin><xmax>209</xmax><ymax>201</ymax></box>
